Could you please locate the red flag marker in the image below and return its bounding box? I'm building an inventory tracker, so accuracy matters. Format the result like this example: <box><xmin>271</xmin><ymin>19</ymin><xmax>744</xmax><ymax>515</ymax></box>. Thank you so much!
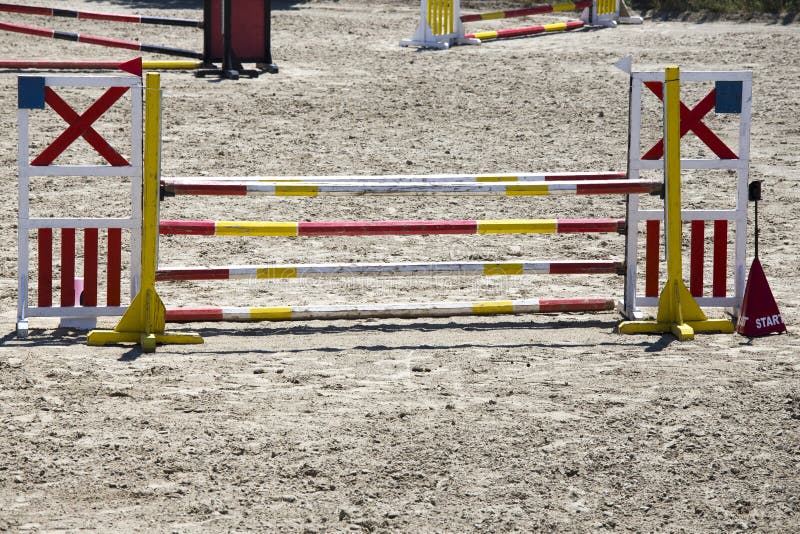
<box><xmin>119</xmin><ymin>57</ymin><xmax>142</xmax><ymax>77</ymax></box>
<box><xmin>736</xmin><ymin>258</ymin><xmax>786</xmax><ymax>337</ymax></box>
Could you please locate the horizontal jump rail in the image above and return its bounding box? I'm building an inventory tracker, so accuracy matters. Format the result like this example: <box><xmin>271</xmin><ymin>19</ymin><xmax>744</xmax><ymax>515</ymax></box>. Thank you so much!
<box><xmin>466</xmin><ymin>20</ymin><xmax>585</xmax><ymax>41</ymax></box>
<box><xmin>161</xmin><ymin>179</ymin><xmax>661</xmax><ymax>197</ymax></box>
<box><xmin>0</xmin><ymin>59</ymin><xmax>202</xmax><ymax>70</ymax></box>
<box><xmin>159</xmin><ymin>218</ymin><xmax>626</xmax><ymax>237</ymax></box>
<box><xmin>460</xmin><ymin>1</ymin><xmax>593</xmax><ymax>22</ymax></box>
<box><xmin>165</xmin><ymin>297</ymin><xmax>619</xmax><ymax>322</ymax></box>
<box><xmin>0</xmin><ymin>3</ymin><xmax>203</xmax><ymax>28</ymax></box>
<box><xmin>163</xmin><ymin>171</ymin><xmax>627</xmax><ymax>183</ymax></box>
<box><xmin>0</xmin><ymin>20</ymin><xmax>203</xmax><ymax>59</ymax></box>
<box><xmin>156</xmin><ymin>260</ymin><xmax>625</xmax><ymax>281</ymax></box>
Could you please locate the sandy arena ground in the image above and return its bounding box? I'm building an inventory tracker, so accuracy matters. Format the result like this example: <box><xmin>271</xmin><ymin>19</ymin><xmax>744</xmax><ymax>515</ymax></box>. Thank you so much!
<box><xmin>0</xmin><ymin>0</ymin><xmax>798</xmax><ymax>531</ymax></box>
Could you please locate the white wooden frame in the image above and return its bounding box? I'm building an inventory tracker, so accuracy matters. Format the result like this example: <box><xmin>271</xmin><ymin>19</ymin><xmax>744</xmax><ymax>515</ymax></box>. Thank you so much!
<box><xmin>17</xmin><ymin>75</ymin><xmax>143</xmax><ymax>337</ymax></box>
<box><xmin>623</xmin><ymin>70</ymin><xmax>752</xmax><ymax>319</ymax></box>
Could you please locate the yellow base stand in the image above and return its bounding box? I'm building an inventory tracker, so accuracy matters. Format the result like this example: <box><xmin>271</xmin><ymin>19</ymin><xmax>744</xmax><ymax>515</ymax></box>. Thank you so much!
<box><xmin>88</xmin><ymin>290</ymin><xmax>202</xmax><ymax>352</ymax></box>
<box><xmin>619</xmin><ymin>279</ymin><xmax>734</xmax><ymax>340</ymax></box>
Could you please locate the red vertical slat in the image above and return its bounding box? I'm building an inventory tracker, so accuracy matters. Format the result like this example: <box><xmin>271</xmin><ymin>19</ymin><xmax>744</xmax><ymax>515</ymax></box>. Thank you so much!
<box><xmin>107</xmin><ymin>228</ymin><xmax>122</xmax><ymax>306</ymax></box>
<box><xmin>645</xmin><ymin>220</ymin><xmax>660</xmax><ymax>297</ymax></box>
<box><xmin>61</xmin><ymin>228</ymin><xmax>76</xmax><ymax>307</ymax></box>
<box><xmin>713</xmin><ymin>220</ymin><xmax>728</xmax><ymax>297</ymax></box>
<box><xmin>37</xmin><ymin>228</ymin><xmax>53</xmax><ymax>307</ymax></box>
<box><xmin>83</xmin><ymin>228</ymin><xmax>98</xmax><ymax>306</ymax></box>
<box><xmin>690</xmin><ymin>220</ymin><xmax>705</xmax><ymax>297</ymax></box>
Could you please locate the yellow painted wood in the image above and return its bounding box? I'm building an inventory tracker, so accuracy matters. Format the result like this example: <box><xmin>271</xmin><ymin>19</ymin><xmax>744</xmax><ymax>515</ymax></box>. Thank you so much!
<box><xmin>257</xmin><ymin>267</ymin><xmax>298</xmax><ymax>279</ymax></box>
<box><xmin>472</xmin><ymin>30</ymin><xmax>499</xmax><ymax>40</ymax></box>
<box><xmin>472</xmin><ymin>300</ymin><xmax>515</xmax><ymax>314</ymax></box>
<box><xmin>250</xmin><ymin>307</ymin><xmax>293</xmax><ymax>320</ymax></box>
<box><xmin>478</xmin><ymin>219</ymin><xmax>556</xmax><ymax>234</ymax></box>
<box><xmin>216</xmin><ymin>221</ymin><xmax>298</xmax><ymax>237</ymax></box>
<box><xmin>554</xmin><ymin>2</ymin><xmax>578</xmax><ymax>12</ymax></box>
<box><xmin>483</xmin><ymin>263</ymin><xmax>524</xmax><ymax>276</ymax></box>
<box><xmin>505</xmin><ymin>184</ymin><xmax>551</xmax><ymax>196</ymax></box>
<box><xmin>274</xmin><ymin>185</ymin><xmax>319</xmax><ymax>196</ymax></box>
<box><xmin>545</xmin><ymin>23</ymin><xmax>568</xmax><ymax>32</ymax></box>
<box><xmin>141</xmin><ymin>60</ymin><xmax>202</xmax><ymax>70</ymax></box>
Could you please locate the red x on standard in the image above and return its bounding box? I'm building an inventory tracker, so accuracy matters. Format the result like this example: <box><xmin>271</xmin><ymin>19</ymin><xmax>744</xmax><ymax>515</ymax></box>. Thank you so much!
<box><xmin>32</xmin><ymin>85</ymin><xmax>130</xmax><ymax>166</ymax></box>
<box><xmin>642</xmin><ymin>81</ymin><xmax>738</xmax><ymax>161</ymax></box>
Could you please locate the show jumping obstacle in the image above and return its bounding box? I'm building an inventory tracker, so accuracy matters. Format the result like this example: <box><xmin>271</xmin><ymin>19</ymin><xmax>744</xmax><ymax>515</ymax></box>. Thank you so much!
<box><xmin>0</xmin><ymin>0</ymin><xmax>276</xmax><ymax>78</ymax></box>
<box><xmin>618</xmin><ymin>66</ymin><xmax>750</xmax><ymax>339</ymax></box>
<box><xmin>620</xmin><ymin>65</ymin><xmax>752</xmax><ymax>326</ymax></box>
<box><xmin>15</xmin><ymin>65</ymin><xmax>752</xmax><ymax>349</ymax></box>
<box><xmin>401</xmin><ymin>0</ymin><xmax>643</xmax><ymax>49</ymax></box>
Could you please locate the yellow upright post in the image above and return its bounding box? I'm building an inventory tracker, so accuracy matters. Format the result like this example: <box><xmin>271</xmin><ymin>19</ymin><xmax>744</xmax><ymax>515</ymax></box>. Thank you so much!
<box><xmin>619</xmin><ymin>66</ymin><xmax>734</xmax><ymax>340</ymax></box>
<box><xmin>88</xmin><ymin>73</ymin><xmax>203</xmax><ymax>352</ymax></box>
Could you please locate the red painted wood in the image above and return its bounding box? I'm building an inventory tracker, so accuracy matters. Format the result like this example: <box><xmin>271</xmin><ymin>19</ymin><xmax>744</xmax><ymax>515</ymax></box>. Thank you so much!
<box><xmin>690</xmin><ymin>220</ymin><xmax>704</xmax><ymax>297</ymax></box>
<box><xmin>713</xmin><ymin>220</ymin><xmax>728</xmax><ymax>297</ymax></box>
<box><xmin>83</xmin><ymin>228</ymin><xmax>98</xmax><ymax>306</ymax></box>
<box><xmin>642</xmin><ymin>85</ymin><xmax>737</xmax><ymax>161</ymax></box>
<box><xmin>107</xmin><ymin>228</ymin><xmax>122</xmax><ymax>306</ymax></box>
<box><xmin>576</xmin><ymin>181</ymin><xmax>660</xmax><ymax>195</ymax></box>
<box><xmin>0</xmin><ymin>4</ymin><xmax>52</xmax><ymax>16</ymax></box>
<box><xmin>77</xmin><ymin>34</ymin><xmax>141</xmax><ymax>50</ymax></box>
<box><xmin>537</xmin><ymin>298</ymin><xmax>617</xmax><ymax>313</ymax></box>
<box><xmin>460</xmin><ymin>1</ymin><xmax>592</xmax><ymax>22</ymax></box>
<box><xmin>298</xmin><ymin>220</ymin><xmax>479</xmax><ymax>236</ymax></box>
<box><xmin>60</xmin><ymin>228</ymin><xmax>76</xmax><ymax>307</ymax></box>
<box><xmin>165</xmin><ymin>308</ymin><xmax>224</xmax><ymax>322</ymax></box>
<box><xmin>0</xmin><ymin>20</ymin><xmax>54</xmax><ymax>38</ymax></box>
<box><xmin>165</xmin><ymin>183</ymin><xmax>248</xmax><ymax>196</ymax></box>
<box><xmin>543</xmin><ymin>172</ymin><xmax>626</xmax><ymax>181</ymax></box>
<box><xmin>548</xmin><ymin>261</ymin><xmax>623</xmax><ymax>275</ymax></box>
<box><xmin>78</xmin><ymin>12</ymin><xmax>142</xmax><ymax>23</ymax></box>
<box><xmin>32</xmin><ymin>86</ymin><xmax>129</xmax><ymax>166</ymax></box>
<box><xmin>156</xmin><ymin>268</ymin><xmax>231</xmax><ymax>281</ymax></box>
<box><xmin>556</xmin><ymin>218</ymin><xmax>624</xmax><ymax>233</ymax></box>
<box><xmin>645</xmin><ymin>220</ymin><xmax>660</xmax><ymax>297</ymax></box>
<box><xmin>37</xmin><ymin>228</ymin><xmax>53</xmax><ymax>308</ymax></box>
<box><xmin>0</xmin><ymin>60</ymin><xmax>124</xmax><ymax>69</ymax></box>
<box><xmin>207</xmin><ymin>0</ymin><xmax>268</xmax><ymax>61</ymax></box>
<box><xmin>43</xmin><ymin>87</ymin><xmax>128</xmax><ymax>166</ymax></box>
<box><xmin>159</xmin><ymin>220</ymin><xmax>217</xmax><ymax>235</ymax></box>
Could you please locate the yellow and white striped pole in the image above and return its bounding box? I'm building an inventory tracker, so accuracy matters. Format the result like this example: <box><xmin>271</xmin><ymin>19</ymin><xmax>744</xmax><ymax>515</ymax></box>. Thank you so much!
<box><xmin>88</xmin><ymin>73</ymin><xmax>202</xmax><ymax>351</ymax></box>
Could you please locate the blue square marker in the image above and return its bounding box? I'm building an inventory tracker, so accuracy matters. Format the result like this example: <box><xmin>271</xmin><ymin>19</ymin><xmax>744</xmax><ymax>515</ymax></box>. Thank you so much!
<box><xmin>715</xmin><ymin>81</ymin><xmax>742</xmax><ymax>114</ymax></box>
<box><xmin>18</xmin><ymin>77</ymin><xmax>46</xmax><ymax>110</ymax></box>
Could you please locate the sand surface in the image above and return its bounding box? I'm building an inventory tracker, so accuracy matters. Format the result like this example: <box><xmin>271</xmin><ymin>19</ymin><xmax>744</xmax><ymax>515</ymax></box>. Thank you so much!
<box><xmin>0</xmin><ymin>0</ymin><xmax>798</xmax><ymax>531</ymax></box>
